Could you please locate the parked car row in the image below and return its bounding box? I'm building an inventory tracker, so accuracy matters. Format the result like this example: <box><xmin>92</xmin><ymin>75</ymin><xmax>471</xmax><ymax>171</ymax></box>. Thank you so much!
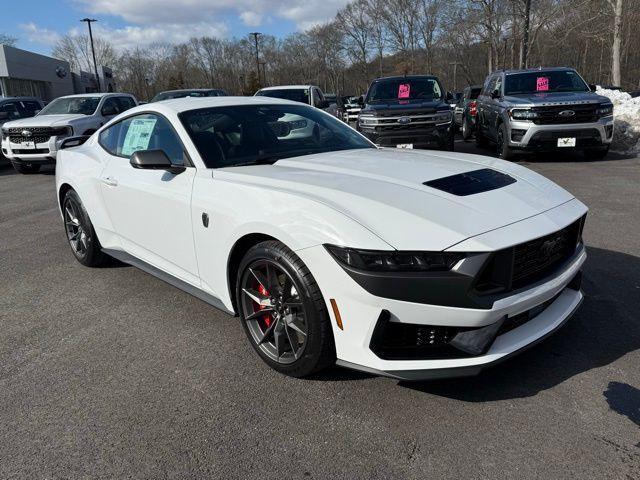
<box><xmin>1</xmin><ymin>65</ymin><xmax>619</xmax><ymax>175</ymax></box>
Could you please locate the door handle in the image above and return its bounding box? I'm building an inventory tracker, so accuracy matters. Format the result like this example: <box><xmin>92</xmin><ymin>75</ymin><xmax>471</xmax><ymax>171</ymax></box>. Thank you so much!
<box><xmin>101</xmin><ymin>176</ymin><xmax>118</xmax><ymax>187</ymax></box>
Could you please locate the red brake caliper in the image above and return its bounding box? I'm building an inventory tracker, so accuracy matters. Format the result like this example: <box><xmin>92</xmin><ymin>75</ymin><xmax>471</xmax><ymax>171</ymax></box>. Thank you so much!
<box><xmin>257</xmin><ymin>283</ymin><xmax>273</xmax><ymax>327</ymax></box>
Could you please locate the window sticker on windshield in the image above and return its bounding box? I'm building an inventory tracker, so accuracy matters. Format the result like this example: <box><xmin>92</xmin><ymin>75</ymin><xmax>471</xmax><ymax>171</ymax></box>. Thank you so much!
<box><xmin>536</xmin><ymin>77</ymin><xmax>549</xmax><ymax>92</ymax></box>
<box><xmin>398</xmin><ymin>83</ymin><xmax>410</xmax><ymax>99</ymax></box>
<box><xmin>121</xmin><ymin>118</ymin><xmax>157</xmax><ymax>156</ymax></box>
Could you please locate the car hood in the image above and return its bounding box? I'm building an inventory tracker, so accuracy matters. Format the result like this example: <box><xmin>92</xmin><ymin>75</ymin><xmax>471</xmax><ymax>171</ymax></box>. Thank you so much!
<box><xmin>503</xmin><ymin>91</ymin><xmax>610</xmax><ymax>106</ymax></box>
<box><xmin>217</xmin><ymin>149</ymin><xmax>574</xmax><ymax>251</ymax></box>
<box><xmin>2</xmin><ymin>114</ymin><xmax>87</xmax><ymax>128</ymax></box>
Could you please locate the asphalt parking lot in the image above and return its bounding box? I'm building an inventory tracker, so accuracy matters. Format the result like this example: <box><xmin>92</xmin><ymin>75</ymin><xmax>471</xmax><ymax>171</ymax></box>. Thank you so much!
<box><xmin>1</xmin><ymin>142</ymin><xmax>639</xmax><ymax>479</ymax></box>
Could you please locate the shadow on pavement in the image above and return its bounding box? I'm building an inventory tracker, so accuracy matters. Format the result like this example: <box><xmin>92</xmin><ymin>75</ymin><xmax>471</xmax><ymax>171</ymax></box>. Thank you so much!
<box><xmin>400</xmin><ymin>247</ymin><xmax>640</xmax><ymax>401</ymax></box>
<box><xmin>604</xmin><ymin>381</ymin><xmax>640</xmax><ymax>427</ymax></box>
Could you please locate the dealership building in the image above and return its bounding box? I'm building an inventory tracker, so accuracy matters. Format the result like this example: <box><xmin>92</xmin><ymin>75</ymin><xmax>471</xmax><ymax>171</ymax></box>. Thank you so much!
<box><xmin>0</xmin><ymin>44</ymin><xmax>115</xmax><ymax>101</ymax></box>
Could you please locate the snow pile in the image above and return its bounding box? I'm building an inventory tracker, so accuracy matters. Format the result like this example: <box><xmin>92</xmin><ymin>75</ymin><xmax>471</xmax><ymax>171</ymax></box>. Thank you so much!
<box><xmin>596</xmin><ymin>87</ymin><xmax>640</xmax><ymax>154</ymax></box>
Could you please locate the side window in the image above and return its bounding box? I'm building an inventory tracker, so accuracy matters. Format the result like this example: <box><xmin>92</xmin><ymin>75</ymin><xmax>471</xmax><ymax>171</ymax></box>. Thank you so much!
<box><xmin>481</xmin><ymin>77</ymin><xmax>494</xmax><ymax>97</ymax></box>
<box><xmin>101</xmin><ymin>98</ymin><xmax>119</xmax><ymax>116</ymax></box>
<box><xmin>494</xmin><ymin>76</ymin><xmax>503</xmax><ymax>96</ymax></box>
<box><xmin>0</xmin><ymin>102</ymin><xmax>20</xmax><ymax>119</ymax></box>
<box><xmin>116</xmin><ymin>96</ymin><xmax>135</xmax><ymax>112</ymax></box>
<box><xmin>19</xmin><ymin>101</ymin><xmax>42</xmax><ymax>117</ymax></box>
<box><xmin>99</xmin><ymin>113</ymin><xmax>186</xmax><ymax>165</ymax></box>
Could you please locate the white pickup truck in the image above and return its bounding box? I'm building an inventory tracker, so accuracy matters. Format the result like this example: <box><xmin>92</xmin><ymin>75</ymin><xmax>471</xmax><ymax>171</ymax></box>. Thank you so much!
<box><xmin>1</xmin><ymin>93</ymin><xmax>137</xmax><ymax>173</ymax></box>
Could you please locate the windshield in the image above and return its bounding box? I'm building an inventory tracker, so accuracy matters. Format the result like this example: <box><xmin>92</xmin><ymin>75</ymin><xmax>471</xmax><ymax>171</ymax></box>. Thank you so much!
<box><xmin>255</xmin><ymin>89</ymin><xmax>310</xmax><ymax>104</ymax></box>
<box><xmin>152</xmin><ymin>90</ymin><xmax>221</xmax><ymax>102</ymax></box>
<box><xmin>179</xmin><ymin>104</ymin><xmax>374</xmax><ymax>168</ymax></box>
<box><xmin>504</xmin><ymin>70</ymin><xmax>589</xmax><ymax>95</ymax></box>
<box><xmin>367</xmin><ymin>78</ymin><xmax>442</xmax><ymax>103</ymax></box>
<box><xmin>38</xmin><ymin>97</ymin><xmax>100</xmax><ymax>115</ymax></box>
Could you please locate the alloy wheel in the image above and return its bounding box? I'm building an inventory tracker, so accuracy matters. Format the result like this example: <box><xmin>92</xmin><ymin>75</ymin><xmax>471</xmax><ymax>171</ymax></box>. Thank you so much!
<box><xmin>240</xmin><ymin>260</ymin><xmax>308</xmax><ymax>364</ymax></box>
<box><xmin>64</xmin><ymin>199</ymin><xmax>89</xmax><ymax>256</ymax></box>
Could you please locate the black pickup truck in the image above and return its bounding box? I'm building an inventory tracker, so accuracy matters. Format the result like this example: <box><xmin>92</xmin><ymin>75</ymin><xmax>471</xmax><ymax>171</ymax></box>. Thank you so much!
<box><xmin>356</xmin><ymin>75</ymin><xmax>455</xmax><ymax>151</ymax></box>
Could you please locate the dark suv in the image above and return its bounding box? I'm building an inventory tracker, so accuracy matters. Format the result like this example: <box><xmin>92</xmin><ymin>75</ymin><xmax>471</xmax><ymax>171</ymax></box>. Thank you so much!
<box><xmin>356</xmin><ymin>75</ymin><xmax>454</xmax><ymax>151</ymax></box>
<box><xmin>475</xmin><ymin>67</ymin><xmax>614</xmax><ymax>160</ymax></box>
<box><xmin>453</xmin><ymin>85</ymin><xmax>482</xmax><ymax>140</ymax></box>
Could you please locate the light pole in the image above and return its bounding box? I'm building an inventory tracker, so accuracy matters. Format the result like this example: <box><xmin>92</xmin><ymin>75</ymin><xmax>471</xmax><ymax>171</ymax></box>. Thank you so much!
<box><xmin>250</xmin><ymin>32</ymin><xmax>261</xmax><ymax>86</ymax></box>
<box><xmin>449</xmin><ymin>61</ymin><xmax>462</xmax><ymax>91</ymax></box>
<box><xmin>259</xmin><ymin>61</ymin><xmax>267</xmax><ymax>86</ymax></box>
<box><xmin>81</xmin><ymin>18</ymin><xmax>101</xmax><ymax>92</ymax></box>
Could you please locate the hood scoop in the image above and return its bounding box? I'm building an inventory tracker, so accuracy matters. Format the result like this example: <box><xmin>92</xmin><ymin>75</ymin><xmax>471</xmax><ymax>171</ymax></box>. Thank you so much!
<box><xmin>423</xmin><ymin>168</ymin><xmax>516</xmax><ymax>196</ymax></box>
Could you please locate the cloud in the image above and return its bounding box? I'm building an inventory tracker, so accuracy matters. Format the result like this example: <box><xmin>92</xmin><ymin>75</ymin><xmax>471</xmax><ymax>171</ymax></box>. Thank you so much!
<box><xmin>90</xmin><ymin>23</ymin><xmax>229</xmax><ymax>50</ymax></box>
<box><xmin>240</xmin><ymin>11</ymin><xmax>263</xmax><ymax>27</ymax></box>
<box><xmin>20</xmin><ymin>22</ymin><xmax>62</xmax><ymax>46</ymax></box>
<box><xmin>75</xmin><ymin>0</ymin><xmax>350</xmax><ymax>31</ymax></box>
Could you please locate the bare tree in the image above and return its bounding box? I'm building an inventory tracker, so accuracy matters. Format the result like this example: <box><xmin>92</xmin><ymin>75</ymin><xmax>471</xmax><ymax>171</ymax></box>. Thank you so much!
<box><xmin>52</xmin><ymin>34</ymin><xmax>116</xmax><ymax>72</ymax></box>
<box><xmin>0</xmin><ymin>33</ymin><xmax>17</xmax><ymax>46</ymax></box>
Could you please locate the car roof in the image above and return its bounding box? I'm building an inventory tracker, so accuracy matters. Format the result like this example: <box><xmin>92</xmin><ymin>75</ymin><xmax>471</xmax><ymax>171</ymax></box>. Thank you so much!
<box><xmin>123</xmin><ymin>96</ymin><xmax>303</xmax><ymax>115</ymax></box>
<box><xmin>498</xmin><ymin>67</ymin><xmax>577</xmax><ymax>75</ymax></box>
<box><xmin>158</xmin><ymin>89</ymin><xmax>223</xmax><ymax>94</ymax></box>
<box><xmin>258</xmin><ymin>85</ymin><xmax>316</xmax><ymax>91</ymax></box>
<box><xmin>372</xmin><ymin>75</ymin><xmax>438</xmax><ymax>82</ymax></box>
<box><xmin>0</xmin><ymin>96</ymin><xmax>41</xmax><ymax>102</ymax></box>
<box><xmin>56</xmin><ymin>93</ymin><xmax>133</xmax><ymax>99</ymax></box>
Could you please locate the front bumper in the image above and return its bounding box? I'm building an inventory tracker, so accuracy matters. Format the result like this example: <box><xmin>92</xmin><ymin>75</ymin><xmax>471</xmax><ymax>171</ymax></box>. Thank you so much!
<box><xmin>507</xmin><ymin>116</ymin><xmax>614</xmax><ymax>150</ymax></box>
<box><xmin>358</xmin><ymin>122</ymin><xmax>451</xmax><ymax>147</ymax></box>
<box><xmin>1</xmin><ymin>135</ymin><xmax>63</xmax><ymax>163</ymax></box>
<box><xmin>297</xmin><ymin>203</ymin><xmax>588</xmax><ymax>380</ymax></box>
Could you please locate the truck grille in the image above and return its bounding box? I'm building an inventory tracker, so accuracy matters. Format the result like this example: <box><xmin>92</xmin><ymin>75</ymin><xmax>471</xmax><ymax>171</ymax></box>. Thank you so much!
<box><xmin>475</xmin><ymin>216</ymin><xmax>585</xmax><ymax>294</ymax></box>
<box><xmin>5</xmin><ymin>126</ymin><xmax>68</xmax><ymax>144</ymax></box>
<box><xmin>532</xmin><ymin>104</ymin><xmax>599</xmax><ymax>125</ymax></box>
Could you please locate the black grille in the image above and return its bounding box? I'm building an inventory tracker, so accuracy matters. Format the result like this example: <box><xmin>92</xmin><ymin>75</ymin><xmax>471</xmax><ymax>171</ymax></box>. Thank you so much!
<box><xmin>5</xmin><ymin>126</ymin><xmax>68</xmax><ymax>144</ymax></box>
<box><xmin>532</xmin><ymin>104</ymin><xmax>598</xmax><ymax>125</ymax></box>
<box><xmin>475</xmin><ymin>216</ymin><xmax>584</xmax><ymax>294</ymax></box>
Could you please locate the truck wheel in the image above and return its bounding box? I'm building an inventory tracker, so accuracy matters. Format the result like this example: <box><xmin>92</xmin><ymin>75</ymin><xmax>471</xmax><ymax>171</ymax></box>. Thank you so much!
<box><xmin>496</xmin><ymin>123</ymin><xmax>515</xmax><ymax>160</ymax></box>
<box><xmin>583</xmin><ymin>147</ymin><xmax>609</xmax><ymax>160</ymax></box>
<box><xmin>462</xmin><ymin>118</ymin><xmax>473</xmax><ymax>141</ymax></box>
<box><xmin>12</xmin><ymin>162</ymin><xmax>41</xmax><ymax>174</ymax></box>
<box><xmin>439</xmin><ymin>130</ymin><xmax>454</xmax><ymax>151</ymax></box>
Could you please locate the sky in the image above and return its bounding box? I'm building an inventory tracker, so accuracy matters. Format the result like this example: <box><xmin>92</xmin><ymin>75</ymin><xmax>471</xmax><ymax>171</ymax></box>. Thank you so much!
<box><xmin>4</xmin><ymin>0</ymin><xmax>351</xmax><ymax>55</ymax></box>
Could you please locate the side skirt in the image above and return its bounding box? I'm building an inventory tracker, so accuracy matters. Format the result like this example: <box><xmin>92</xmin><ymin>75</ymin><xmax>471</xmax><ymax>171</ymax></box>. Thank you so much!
<box><xmin>102</xmin><ymin>248</ymin><xmax>236</xmax><ymax>316</ymax></box>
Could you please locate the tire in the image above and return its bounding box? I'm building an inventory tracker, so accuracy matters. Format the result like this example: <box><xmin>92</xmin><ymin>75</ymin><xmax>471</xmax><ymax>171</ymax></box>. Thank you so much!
<box><xmin>12</xmin><ymin>162</ymin><xmax>41</xmax><ymax>174</ymax></box>
<box><xmin>583</xmin><ymin>146</ymin><xmax>609</xmax><ymax>160</ymax></box>
<box><xmin>462</xmin><ymin>117</ymin><xmax>473</xmax><ymax>141</ymax></box>
<box><xmin>439</xmin><ymin>129</ymin><xmax>455</xmax><ymax>151</ymax></box>
<box><xmin>236</xmin><ymin>240</ymin><xmax>336</xmax><ymax>377</ymax></box>
<box><xmin>496</xmin><ymin>123</ymin><xmax>515</xmax><ymax>160</ymax></box>
<box><xmin>62</xmin><ymin>189</ymin><xmax>108</xmax><ymax>267</ymax></box>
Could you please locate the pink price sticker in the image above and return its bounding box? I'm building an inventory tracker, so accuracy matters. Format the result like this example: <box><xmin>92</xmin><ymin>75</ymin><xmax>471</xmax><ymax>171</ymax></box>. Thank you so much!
<box><xmin>398</xmin><ymin>83</ymin><xmax>410</xmax><ymax>99</ymax></box>
<box><xmin>536</xmin><ymin>77</ymin><xmax>549</xmax><ymax>92</ymax></box>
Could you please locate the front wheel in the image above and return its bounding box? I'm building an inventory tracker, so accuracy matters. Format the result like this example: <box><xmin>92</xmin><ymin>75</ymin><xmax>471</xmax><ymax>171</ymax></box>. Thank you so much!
<box><xmin>62</xmin><ymin>189</ymin><xmax>107</xmax><ymax>267</ymax></box>
<box><xmin>496</xmin><ymin>123</ymin><xmax>515</xmax><ymax>160</ymax></box>
<box><xmin>236</xmin><ymin>240</ymin><xmax>335</xmax><ymax>377</ymax></box>
<box><xmin>12</xmin><ymin>162</ymin><xmax>41</xmax><ymax>174</ymax></box>
<box><xmin>462</xmin><ymin>117</ymin><xmax>473</xmax><ymax>141</ymax></box>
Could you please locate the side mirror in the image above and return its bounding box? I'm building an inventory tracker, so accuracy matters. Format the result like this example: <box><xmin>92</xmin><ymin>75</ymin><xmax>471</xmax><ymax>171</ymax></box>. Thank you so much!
<box><xmin>589</xmin><ymin>84</ymin><xmax>597</xmax><ymax>92</ymax></box>
<box><xmin>357</xmin><ymin>96</ymin><xmax>365</xmax><ymax>105</ymax></box>
<box><xmin>320</xmin><ymin>99</ymin><xmax>331</xmax><ymax>109</ymax></box>
<box><xmin>60</xmin><ymin>135</ymin><xmax>91</xmax><ymax>150</ymax></box>
<box><xmin>130</xmin><ymin>149</ymin><xmax>185</xmax><ymax>174</ymax></box>
<box><xmin>445</xmin><ymin>92</ymin><xmax>454</xmax><ymax>102</ymax></box>
<box><xmin>490</xmin><ymin>90</ymin><xmax>501</xmax><ymax>99</ymax></box>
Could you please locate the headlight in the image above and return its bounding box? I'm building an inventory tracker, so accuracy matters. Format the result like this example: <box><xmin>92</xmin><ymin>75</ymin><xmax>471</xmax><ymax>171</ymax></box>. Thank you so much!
<box><xmin>509</xmin><ymin>109</ymin><xmax>538</xmax><ymax>120</ymax></box>
<box><xmin>325</xmin><ymin>245</ymin><xmax>465</xmax><ymax>272</ymax></box>
<box><xmin>596</xmin><ymin>104</ymin><xmax>613</xmax><ymax>116</ymax></box>
<box><xmin>358</xmin><ymin>115</ymin><xmax>377</xmax><ymax>126</ymax></box>
<box><xmin>434</xmin><ymin>111</ymin><xmax>452</xmax><ymax>123</ymax></box>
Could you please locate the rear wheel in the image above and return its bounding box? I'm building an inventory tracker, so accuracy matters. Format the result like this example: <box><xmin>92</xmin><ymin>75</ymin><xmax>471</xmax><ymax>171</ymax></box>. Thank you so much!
<box><xmin>475</xmin><ymin>126</ymin><xmax>489</xmax><ymax>147</ymax></box>
<box><xmin>496</xmin><ymin>123</ymin><xmax>515</xmax><ymax>160</ymax></box>
<box><xmin>12</xmin><ymin>162</ymin><xmax>41</xmax><ymax>174</ymax></box>
<box><xmin>236</xmin><ymin>240</ymin><xmax>335</xmax><ymax>377</ymax></box>
<box><xmin>62</xmin><ymin>189</ymin><xmax>107</xmax><ymax>267</ymax></box>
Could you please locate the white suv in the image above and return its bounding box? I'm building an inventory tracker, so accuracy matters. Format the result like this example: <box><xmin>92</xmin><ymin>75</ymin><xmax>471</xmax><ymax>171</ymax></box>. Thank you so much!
<box><xmin>1</xmin><ymin>93</ymin><xmax>137</xmax><ymax>173</ymax></box>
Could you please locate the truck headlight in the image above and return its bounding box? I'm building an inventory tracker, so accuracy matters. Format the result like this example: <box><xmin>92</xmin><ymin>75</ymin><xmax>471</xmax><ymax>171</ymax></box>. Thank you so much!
<box><xmin>596</xmin><ymin>104</ymin><xmax>613</xmax><ymax>116</ymax></box>
<box><xmin>509</xmin><ymin>109</ymin><xmax>538</xmax><ymax>120</ymax></box>
<box><xmin>358</xmin><ymin>115</ymin><xmax>377</xmax><ymax>126</ymax></box>
<box><xmin>434</xmin><ymin>111</ymin><xmax>452</xmax><ymax>123</ymax></box>
<box><xmin>325</xmin><ymin>245</ymin><xmax>465</xmax><ymax>272</ymax></box>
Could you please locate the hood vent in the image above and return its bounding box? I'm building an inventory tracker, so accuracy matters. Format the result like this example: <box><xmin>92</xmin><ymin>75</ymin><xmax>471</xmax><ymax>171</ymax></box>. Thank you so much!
<box><xmin>423</xmin><ymin>168</ymin><xmax>516</xmax><ymax>196</ymax></box>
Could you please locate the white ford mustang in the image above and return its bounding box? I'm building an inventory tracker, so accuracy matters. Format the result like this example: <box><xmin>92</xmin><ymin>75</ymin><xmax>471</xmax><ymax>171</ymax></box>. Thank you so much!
<box><xmin>55</xmin><ymin>96</ymin><xmax>587</xmax><ymax>380</ymax></box>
